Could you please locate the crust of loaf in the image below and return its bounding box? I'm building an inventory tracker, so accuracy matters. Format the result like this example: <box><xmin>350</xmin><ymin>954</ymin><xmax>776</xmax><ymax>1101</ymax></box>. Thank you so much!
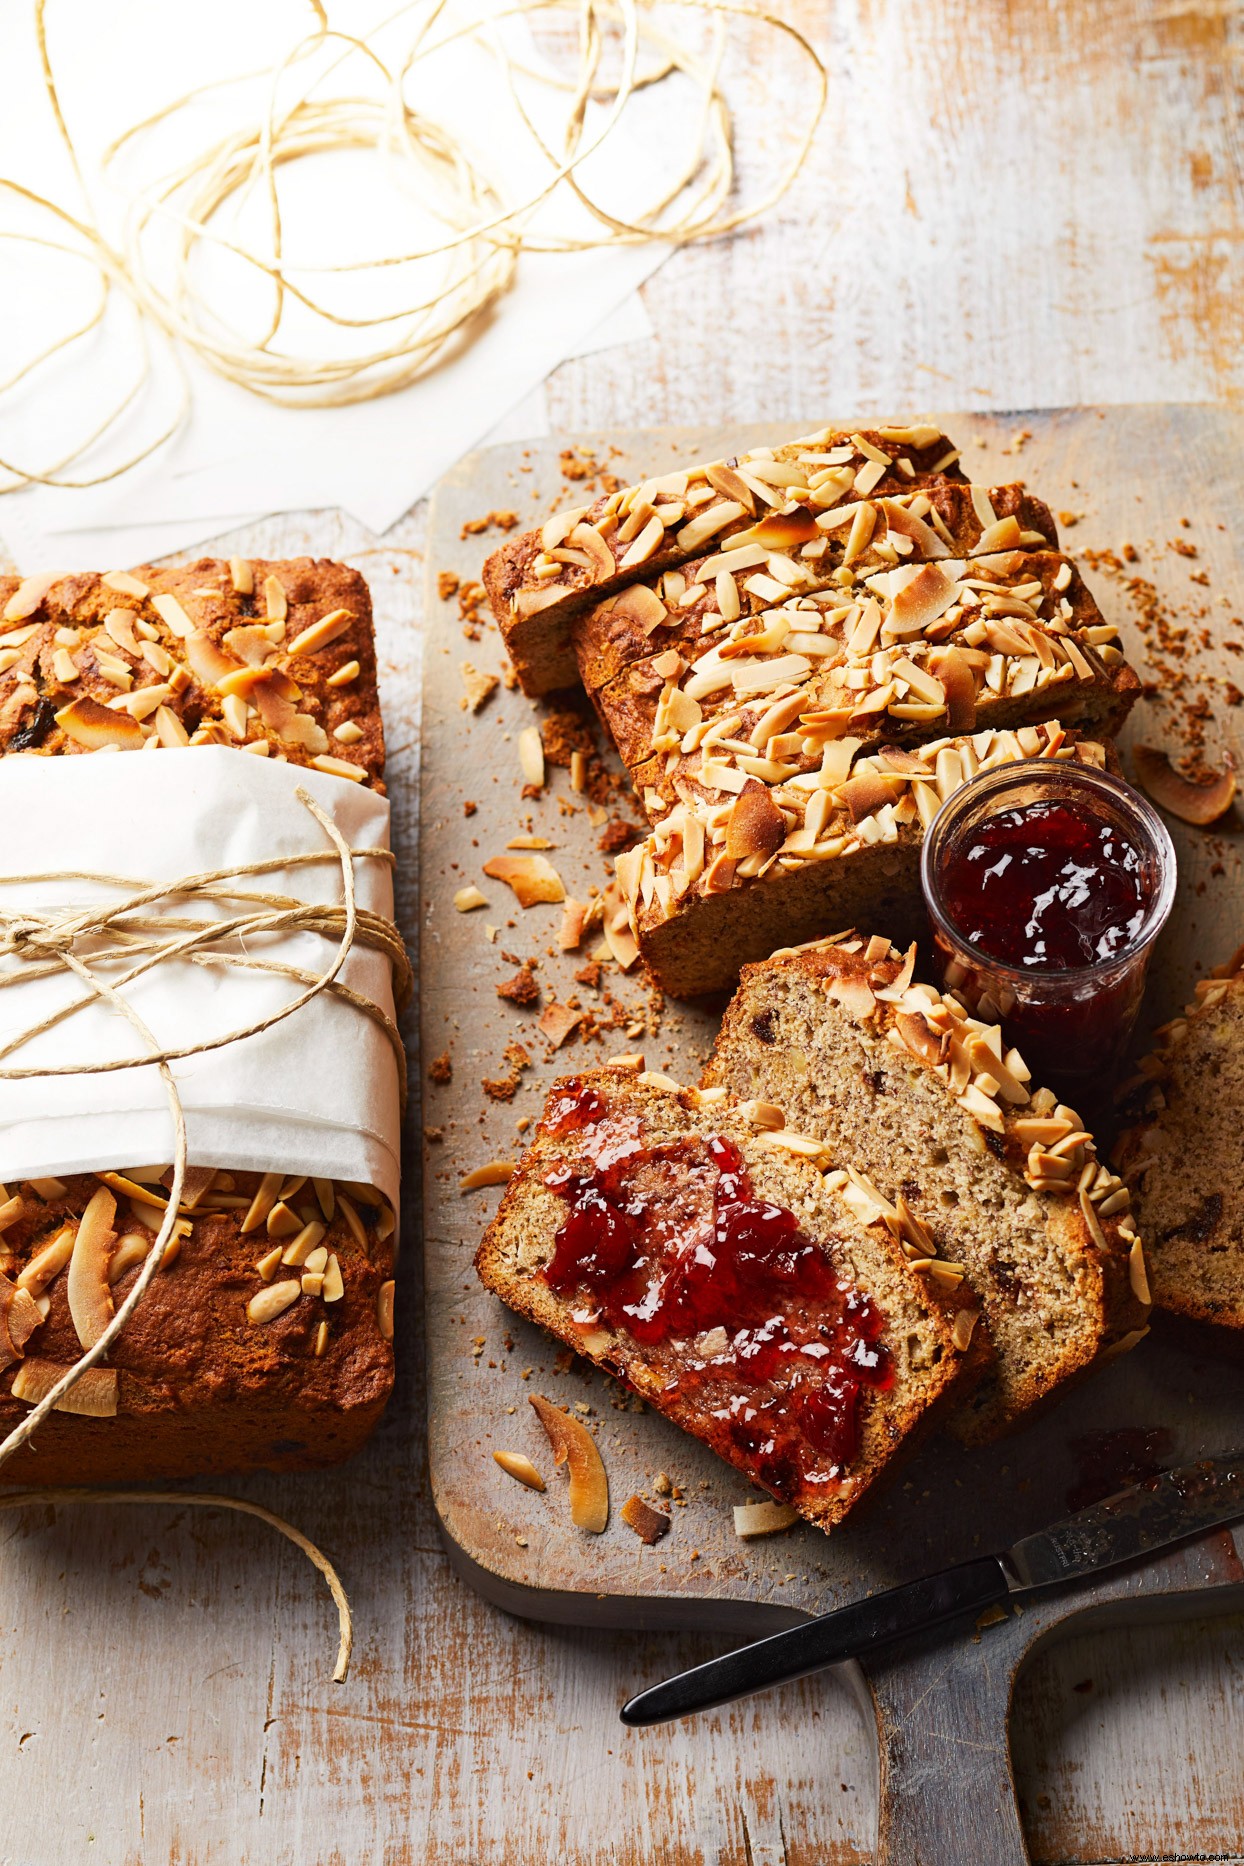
<box><xmin>0</xmin><ymin>559</ymin><xmax>395</xmax><ymax>1482</ymax></box>
<box><xmin>1114</xmin><ymin>952</ymin><xmax>1244</xmax><ymax>1330</ymax></box>
<box><xmin>475</xmin><ymin>1071</ymin><xmax>981</xmax><ymax>1529</ymax></box>
<box><xmin>703</xmin><ymin>939</ymin><xmax>1150</xmax><ymax>1441</ymax></box>
<box><xmin>485</xmin><ymin>426</ymin><xmax>966</xmax><ymax>695</ymax></box>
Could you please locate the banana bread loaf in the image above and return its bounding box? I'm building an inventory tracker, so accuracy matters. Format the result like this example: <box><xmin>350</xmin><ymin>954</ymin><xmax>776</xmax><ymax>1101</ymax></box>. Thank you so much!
<box><xmin>703</xmin><ymin>936</ymin><xmax>1151</xmax><ymax>1440</ymax></box>
<box><xmin>1113</xmin><ymin>947</ymin><xmax>1244</xmax><ymax>1330</ymax></box>
<box><xmin>0</xmin><ymin>557</ymin><xmax>397</xmax><ymax>1483</ymax></box>
<box><xmin>618</xmin><ymin>723</ymin><xmax>1110</xmax><ymax>998</ymax></box>
<box><xmin>475</xmin><ymin>1066</ymin><xmax>983</xmax><ymax>1527</ymax></box>
<box><xmin>484</xmin><ymin>423</ymin><xmax>965</xmax><ymax>695</ymax></box>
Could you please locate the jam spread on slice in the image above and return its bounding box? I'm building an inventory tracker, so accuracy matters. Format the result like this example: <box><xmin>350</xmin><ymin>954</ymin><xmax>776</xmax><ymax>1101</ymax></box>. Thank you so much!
<box><xmin>541</xmin><ymin>1080</ymin><xmax>890</xmax><ymax>1500</ymax></box>
<box><xmin>940</xmin><ymin>797</ymin><xmax>1149</xmax><ymax>972</ymax></box>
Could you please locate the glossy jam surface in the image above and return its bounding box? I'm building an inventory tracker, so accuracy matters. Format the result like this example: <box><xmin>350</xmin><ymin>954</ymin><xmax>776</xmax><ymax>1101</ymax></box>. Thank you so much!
<box><xmin>542</xmin><ymin>1080</ymin><xmax>890</xmax><ymax>1498</ymax></box>
<box><xmin>940</xmin><ymin>798</ymin><xmax>1150</xmax><ymax>972</ymax></box>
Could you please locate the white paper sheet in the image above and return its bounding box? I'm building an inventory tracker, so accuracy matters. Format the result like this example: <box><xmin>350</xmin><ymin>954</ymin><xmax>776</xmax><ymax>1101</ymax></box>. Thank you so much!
<box><xmin>0</xmin><ymin>749</ymin><xmax>402</xmax><ymax>1212</ymax></box>
<box><xmin>0</xmin><ymin>1</ymin><xmax>663</xmax><ymax>572</ymax></box>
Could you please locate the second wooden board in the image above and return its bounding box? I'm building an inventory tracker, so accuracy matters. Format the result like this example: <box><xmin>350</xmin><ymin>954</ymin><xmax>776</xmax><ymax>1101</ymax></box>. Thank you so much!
<box><xmin>421</xmin><ymin>405</ymin><xmax>1244</xmax><ymax>1631</ymax></box>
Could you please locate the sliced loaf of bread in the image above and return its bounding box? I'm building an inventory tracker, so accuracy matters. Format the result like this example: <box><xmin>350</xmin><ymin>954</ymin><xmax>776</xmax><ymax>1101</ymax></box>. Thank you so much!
<box><xmin>475</xmin><ymin>1067</ymin><xmax>983</xmax><ymax>1528</ymax></box>
<box><xmin>1114</xmin><ymin>948</ymin><xmax>1244</xmax><ymax>1329</ymax></box>
<box><xmin>617</xmin><ymin>723</ymin><xmax>1110</xmax><ymax>998</ymax></box>
<box><xmin>703</xmin><ymin>936</ymin><xmax>1151</xmax><ymax>1440</ymax></box>
<box><xmin>572</xmin><ymin>479</ymin><xmax>1060</xmax><ymax>702</ymax></box>
<box><xmin>484</xmin><ymin>424</ymin><xmax>963</xmax><ymax>695</ymax></box>
<box><xmin>598</xmin><ymin>550</ymin><xmax>1137</xmax><ymax>815</ymax></box>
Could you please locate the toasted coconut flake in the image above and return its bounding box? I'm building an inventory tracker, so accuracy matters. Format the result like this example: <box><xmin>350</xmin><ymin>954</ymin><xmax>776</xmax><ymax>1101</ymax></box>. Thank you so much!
<box><xmin>1133</xmin><ymin>744</ymin><xmax>1236</xmax><ymax>825</ymax></box>
<box><xmin>460</xmin><ymin>662</ymin><xmax>499</xmax><ymax>712</ymax></box>
<box><xmin>827</xmin><ymin>973</ymin><xmax>877</xmax><ymax>1020</ymax></box>
<box><xmin>494</xmin><ymin>1449</ymin><xmax>546</xmax><ymax>1492</ymax></box>
<box><xmin>951</xmin><ymin>1308</ymin><xmax>980</xmax><ymax>1351</ymax></box>
<box><xmin>0</xmin><ymin>1276</ymin><xmax>42</xmax><ymax>1369</ymax></box>
<box><xmin>11</xmin><ymin>1357</ymin><xmax>117</xmax><ymax>1417</ymax></box>
<box><xmin>483</xmin><ymin>854</ymin><xmax>565</xmax><ymax>907</ymax></box>
<box><xmin>459</xmin><ymin>1160</ymin><xmax>517</xmax><ymax>1191</ymax></box>
<box><xmin>538</xmin><ymin>1002</ymin><xmax>582</xmax><ymax>1050</ymax></box>
<box><xmin>56</xmin><ymin>695</ymin><xmax>144</xmax><ymax>751</ymax></box>
<box><xmin>66</xmin><ymin>1185</ymin><xmax>117</xmax><ymax>1351</ymax></box>
<box><xmin>568</xmin><ymin>523</ymin><xmax>615</xmax><ymax>579</ymax></box>
<box><xmin>558</xmin><ymin>897</ymin><xmax>587</xmax><ymax>951</ymax></box>
<box><xmin>529</xmin><ymin>1393</ymin><xmax>609</xmax><ymax>1533</ymax></box>
<box><xmin>928</xmin><ymin>646</ymin><xmax>978</xmax><ymax>732</ymax></box>
<box><xmin>228</xmin><ymin>556</ymin><xmax>254</xmax><ymax>594</ymax></box>
<box><xmin>733</xmin><ymin>1499</ymin><xmax>799</xmax><ymax>1538</ymax></box>
<box><xmin>621</xmin><ymin>1494</ymin><xmax>671</xmax><ymax>1544</ymax></box>
<box><xmin>724</xmin><ymin>779</ymin><xmax>787</xmax><ymax>861</ymax></box>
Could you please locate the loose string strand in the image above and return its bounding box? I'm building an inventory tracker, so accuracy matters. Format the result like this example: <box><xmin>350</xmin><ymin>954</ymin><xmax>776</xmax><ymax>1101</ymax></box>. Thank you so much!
<box><xmin>0</xmin><ymin>0</ymin><xmax>825</xmax><ymax>484</ymax></box>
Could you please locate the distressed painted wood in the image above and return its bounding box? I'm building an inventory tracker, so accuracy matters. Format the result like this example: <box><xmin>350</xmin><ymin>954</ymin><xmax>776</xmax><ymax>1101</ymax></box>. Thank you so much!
<box><xmin>4</xmin><ymin>0</ymin><xmax>1244</xmax><ymax>1858</ymax></box>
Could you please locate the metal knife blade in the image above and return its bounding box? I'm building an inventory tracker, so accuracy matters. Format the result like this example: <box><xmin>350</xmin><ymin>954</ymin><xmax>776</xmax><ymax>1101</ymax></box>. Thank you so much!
<box><xmin>1006</xmin><ymin>1447</ymin><xmax>1244</xmax><ymax>1591</ymax></box>
<box><xmin>620</xmin><ymin>1448</ymin><xmax>1244</xmax><ymax>1728</ymax></box>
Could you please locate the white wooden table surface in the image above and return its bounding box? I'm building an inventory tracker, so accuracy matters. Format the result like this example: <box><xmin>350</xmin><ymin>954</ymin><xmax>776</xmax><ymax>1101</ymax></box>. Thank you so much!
<box><xmin>4</xmin><ymin>3</ymin><xmax>1244</xmax><ymax>1860</ymax></box>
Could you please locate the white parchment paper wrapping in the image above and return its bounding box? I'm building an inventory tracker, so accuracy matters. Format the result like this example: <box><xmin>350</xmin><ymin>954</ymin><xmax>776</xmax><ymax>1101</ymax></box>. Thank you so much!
<box><xmin>0</xmin><ymin>748</ymin><xmax>401</xmax><ymax>1213</ymax></box>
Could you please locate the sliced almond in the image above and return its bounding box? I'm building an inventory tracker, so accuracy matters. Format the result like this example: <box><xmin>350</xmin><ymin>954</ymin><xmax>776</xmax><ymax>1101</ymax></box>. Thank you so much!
<box><xmin>454</xmin><ymin>885</ymin><xmax>489</xmax><ymax>912</ymax></box>
<box><xmin>288</xmin><ymin>608</ymin><xmax>353</xmax><ymax>656</ymax></box>
<box><xmin>247</xmin><ymin>1279</ymin><xmax>301</xmax><ymax>1324</ymax></box>
<box><xmin>16</xmin><ymin>1224</ymin><xmax>75</xmax><ymax>1296</ymax></box>
<box><xmin>733</xmin><ymin>1499</ymin><xmax>799</xmax><ymax>1538</ymax></box>
<box><xmin>529</xmin><ymin>1393</ymin><xmax>609</xmax><ymax>1533</ymax></box>
<box><xmin>101</xmin><ymin>569</ymin><xmax>149</xmax><ymax>600</ymax></box>
<box><xmin>518</xmin><ymin>725</ymin><xmax>545</xmax><ymax>788</ymax></box>
<box><xmin>151</xmin><ymin>592</ymin><xmax>195</xmax><ymax>638</ymax></box>
<box><xmin>240</xmin><ymin>1171</ymin><xmax>284</xmax><ymax>1234</ymax></box>
<box><xmin>322</xmin><ymin>1254</ymin><xmax>345</xmax><ymax>1303</ymax></box>
<box><xmin>1133</xmin><ymin>745</ymin><xmax>1237</xmax><ymax>825</ymax></box>
<box><xmin>376</xmin><ymin>1279</ymin><xmax>395</xmax><ymax>1339</ymax></box>
<box><xmin>493</xmin><ymin>1449</ymin><xmax>546</xmax><ymax>1492</ymax></box>
<box><xmin>229</xmin><ymin>556</ymin><xmax>254</xmax><ymax>594</ymax></box>
<box><xmin>263</xmin><ymin>575</ymin><xmax>288</xmax><ymax>622</ymax></box>
<box><xmin>461</xmin><ymin>662</ymin><xmax>499</xmax><ymax>712</ymax></box>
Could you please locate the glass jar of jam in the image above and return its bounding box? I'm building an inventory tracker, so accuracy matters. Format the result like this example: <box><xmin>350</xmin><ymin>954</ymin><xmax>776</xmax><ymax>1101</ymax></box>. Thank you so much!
<box><xmin>920</xmin><ymin>761</ymin><xmax>1176</xmax><ymax>1095</ymax></box>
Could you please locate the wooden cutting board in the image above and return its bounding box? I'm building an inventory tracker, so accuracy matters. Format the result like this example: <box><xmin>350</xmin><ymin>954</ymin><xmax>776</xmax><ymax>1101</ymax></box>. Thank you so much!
<box><xmin>421</xmin><ymin>408</ymin><xmax>1244</xmax><ymax>1861</ymax></box>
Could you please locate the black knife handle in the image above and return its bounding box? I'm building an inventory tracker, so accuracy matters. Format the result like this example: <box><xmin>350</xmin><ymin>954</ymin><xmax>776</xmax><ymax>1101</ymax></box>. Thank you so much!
<box><xmin>620</xmin><ymin>1555</ymin><xmax>1010</xmax><ymax>1726</ymax></box>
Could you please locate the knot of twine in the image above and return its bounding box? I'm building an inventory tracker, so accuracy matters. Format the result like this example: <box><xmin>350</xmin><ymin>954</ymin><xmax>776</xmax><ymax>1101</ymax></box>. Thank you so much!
<box><xmin>0</xmin><ymin>786</ymin><xmax>410</xmax><ymax>1681</ymax></box>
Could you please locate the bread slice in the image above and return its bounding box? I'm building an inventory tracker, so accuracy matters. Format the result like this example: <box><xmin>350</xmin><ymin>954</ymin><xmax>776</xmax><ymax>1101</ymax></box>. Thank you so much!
<box><xmin>484</xmin><ymin>424</ymin><xmax>964</xmax><ymax>695</ymax></box>
<box><xmin>475</xmin><ymin>1067</ymin><xmax>983</xmax><ymax>1528</ymax></box>
<box><xmin>703</xmin><ymin>936</ymin><xmax>1151</xmax><ymax>1440</ymax></box>
<box><xmin>617</xmin><ymin>722</ymin><xmax>1110</xmax><ymax>999</ymax></box>
<box><xmin>597</xmin><ymin>549</ymin><xmax>1138</xmax><ymax>814</ymax></box>
<box><xmin>573</xmin><ymin>479</ymin><xmax>1060</xmax><ymax>701</ymax></box>
<box><xmin>1113</xmin><ymin>948</ymin><xmax>1244</xmax><ymax>1329</ymax></box>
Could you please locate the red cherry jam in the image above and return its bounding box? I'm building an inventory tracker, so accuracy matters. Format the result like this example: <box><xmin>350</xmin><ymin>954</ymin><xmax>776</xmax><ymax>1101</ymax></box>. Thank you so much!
<box><xmin>939</xmin><ymin>798</ymin><xmax>1149</xmax><ymax>972</ymax></box>
<box><xmin>923</xmin><ymin>765</ymin><xmax>1176</xmax><ymax>1099</ymax></box>
<box><xmin>541</xmin><ymin>1082</ymin><xmax>891</xmax><ymax>1502</ymax></box>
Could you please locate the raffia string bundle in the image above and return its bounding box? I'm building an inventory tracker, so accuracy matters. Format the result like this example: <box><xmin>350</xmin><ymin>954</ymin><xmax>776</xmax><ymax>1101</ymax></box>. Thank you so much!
<box><xmin>0</xmin><ymin>0</ymin><xmax>826</xmax><ymax>493</ymax></box>
<box><xmin>0</xmin><ymin>787</ymin><xmax>412</xmax><ymax>1681</ymax></box>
